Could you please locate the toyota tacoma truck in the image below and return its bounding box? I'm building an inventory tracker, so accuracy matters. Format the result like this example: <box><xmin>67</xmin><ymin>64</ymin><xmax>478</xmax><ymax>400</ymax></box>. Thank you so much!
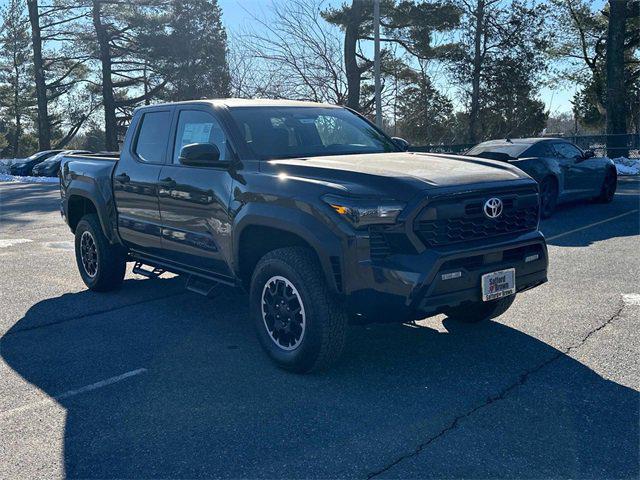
<box><xmin>59</xmin><ymin>99</ymin><xmax>548</xmax><ymax>373</ymax></box>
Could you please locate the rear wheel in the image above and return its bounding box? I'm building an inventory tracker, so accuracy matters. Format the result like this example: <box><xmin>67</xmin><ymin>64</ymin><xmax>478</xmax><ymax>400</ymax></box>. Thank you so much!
<box><xmin>444</xmin><ymin>295</ymin><xmax>516</xmax><ymax>323</ymax></box>
<box><xmin>74</xmin><ymin>214</ymin><xmax>126</xmax><ymax>291</ymax></box>
<box><xmin>250</xmin><ymin>247</ymin><xmax>348</xmax><ymax>373</ymax></box>
<box><xmin>540</xmin><ymin>177</ymin><xmax>558</xmax><ymax>219</ymax></box>
<box><xmin>595</xmin><ymin>169</ymin><xmax>617</xmax><ymax>203</ymax></box>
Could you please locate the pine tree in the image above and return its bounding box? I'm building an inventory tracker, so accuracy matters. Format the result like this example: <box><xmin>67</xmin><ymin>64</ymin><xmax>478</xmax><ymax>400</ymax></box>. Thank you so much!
<box><xmin>0</xmin><ymin>0</ymin><xmax>33</xmax><ymax>157</ymax></box>
<box><xmin>154</xmin><ymin>0</ymin><xmax>231</xmax><ymax>101</ymax></box>
<box><xmin>450</xmin><ymin>0</ymin><xmax>549</xmax><ymax>142</ymax></box>
<box><xmin>90</xmin><ymin>0</ymin><xmax>169</xmax><ymax>150</ymax></box>
<box><xmin>322</xmin><ymin>0</ymin><xmax>460</xmax><ymax>112</ymax></box>
<box><xmin>396</xmin><ymin>68</ymin><xmax>455</xmax><ymax>144</ymax></box>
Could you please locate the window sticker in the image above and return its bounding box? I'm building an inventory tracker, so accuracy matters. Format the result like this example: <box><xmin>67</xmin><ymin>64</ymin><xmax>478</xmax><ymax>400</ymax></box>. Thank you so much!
<box><xmin>182</xmin><ymin>122</ymin><xmax>213</xmax><ymax>145</ymax></box>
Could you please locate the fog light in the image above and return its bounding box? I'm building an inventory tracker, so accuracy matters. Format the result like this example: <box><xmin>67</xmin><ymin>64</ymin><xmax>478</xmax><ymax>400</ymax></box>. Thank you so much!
<box><xmin>441</xmin><ymin>271</ymin><xmax>462</xmax><ymax>280</ymax></box>
<box><xmin>525</xmin><ymin>254</ymin><xmax>539</xmax><ymax>263</ymax></box>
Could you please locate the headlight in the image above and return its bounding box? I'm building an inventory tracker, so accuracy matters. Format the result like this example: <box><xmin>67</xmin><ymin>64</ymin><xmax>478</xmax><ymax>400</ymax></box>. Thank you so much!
<box><xmin>322</xmin><ymin>194</ymin><xmax>405</xmax><ymax>229</ymax></box>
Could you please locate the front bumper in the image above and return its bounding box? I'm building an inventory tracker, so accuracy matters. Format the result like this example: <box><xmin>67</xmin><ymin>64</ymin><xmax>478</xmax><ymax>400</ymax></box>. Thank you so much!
<box><xmin>343</xmin><ymin>229</ymin><xmax>548</xmax><ymax>322</ymax></box>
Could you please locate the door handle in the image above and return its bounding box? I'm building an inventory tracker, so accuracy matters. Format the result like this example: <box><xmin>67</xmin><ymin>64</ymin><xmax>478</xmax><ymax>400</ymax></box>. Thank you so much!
<box><xmin>159</xmin><ymin>177</ymin><xmax>177</xmax><ymax>188</ymax></box>
<box><xmin>114</xmin><ymin>173</ymin><xmax>130</xmax><ymax>183</ymax></box>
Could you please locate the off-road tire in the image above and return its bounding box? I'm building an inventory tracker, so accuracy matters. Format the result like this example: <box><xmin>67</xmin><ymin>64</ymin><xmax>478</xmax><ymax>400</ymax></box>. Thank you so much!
<box><xmin>444</xmin><ymin>295</ymin><xmax>516</xmax><ymax>324</ymax></box>
<box><xmin>595</xmin><ymin>168</ymin><xmax>617</xmax><ymax>203</ymax></box>
<box><xmin>250</xmin><ymin>247</ymin><xmax>348</xmax><ymax>373</ymax></box>
<box><xmin>75</xmin><ymin>214</ymin><xmax>126</xmax><ymax>291</ymax></box>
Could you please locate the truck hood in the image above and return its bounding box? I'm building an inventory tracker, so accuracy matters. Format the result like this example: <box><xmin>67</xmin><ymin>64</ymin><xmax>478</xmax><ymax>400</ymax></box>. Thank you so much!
<box><xmin>265</xmin><ymin>152</ymin><xmax>532</xmax><ymax>201</ymax></box>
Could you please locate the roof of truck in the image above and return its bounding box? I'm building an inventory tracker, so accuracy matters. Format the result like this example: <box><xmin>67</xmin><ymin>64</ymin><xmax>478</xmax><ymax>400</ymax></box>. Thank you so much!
<box><xmin>135</xmin><ymin>98</ymin><xmax>342</xmax><ymax>111</ymax></box>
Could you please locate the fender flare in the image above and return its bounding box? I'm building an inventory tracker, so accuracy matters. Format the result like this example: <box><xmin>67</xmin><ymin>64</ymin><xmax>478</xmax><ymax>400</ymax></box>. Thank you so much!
<box><xmin>65</xmin><ymin>180</ymin><xmax>120</xmax><ymax>245</ymax></box>
<box><xmin>232</xmin><ymin>203</ymin><xmax>344</xmax><ymax>293</ymax></box>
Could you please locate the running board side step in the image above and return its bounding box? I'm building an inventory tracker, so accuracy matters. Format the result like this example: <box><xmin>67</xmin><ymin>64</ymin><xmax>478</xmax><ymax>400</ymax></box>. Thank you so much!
<box><xmin>132</xmin><ymin>261</ymin><xmax>165</xmax><ymax>279</ymax></box>
<box><xmin>185</xmin><ymin>275</ymin><xmax>221</xmax><ymax>297</ymax></box>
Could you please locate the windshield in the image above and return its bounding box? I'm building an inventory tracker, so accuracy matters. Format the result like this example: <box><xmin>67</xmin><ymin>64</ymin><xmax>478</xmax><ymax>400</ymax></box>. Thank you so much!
<box><xmin>466</xmin><ymin>142</ymin><xmax>530</xmax><ymax>159</ymax></box>
<box><xmin>27</xmin><ymin>150</ymin><xmax>61</xmax><ymax>162</ymax></box>
<box><xmin>228</xmin><ymin>106</ymin><xmax>399</xmax><ymax>160</ymax></box>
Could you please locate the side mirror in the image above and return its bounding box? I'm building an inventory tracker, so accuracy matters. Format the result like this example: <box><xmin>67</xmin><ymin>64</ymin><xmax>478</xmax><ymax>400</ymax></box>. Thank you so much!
<box><xmin>582</xmin><ymin>149</ymin><xmax>595</xmax><ymax>160</ymax></box>
<box><xmin>179</xmin><ymin>143</ymin><xmax>222</xmax><ymax>167</ymax></box>
<box><xmin>391</xmin><ymin>137</ymin><xmax>410</xmax><ymax>152</ymax></box>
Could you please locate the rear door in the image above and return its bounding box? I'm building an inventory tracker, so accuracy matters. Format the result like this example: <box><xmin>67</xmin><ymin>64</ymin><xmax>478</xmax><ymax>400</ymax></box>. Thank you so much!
<box><xmin>113</xmin><ymin>107</ymin><xmax>173</xmax><ymax>254</ymax></box>
<box><xmin>551</xmin><ymin>142</ymin><xmax>592</xmax><ymax>197</ymax></box>
<box><xmin>156</xmin><ymin>105</ymin><xmax>235</xmax><ymax>278</ymax></box>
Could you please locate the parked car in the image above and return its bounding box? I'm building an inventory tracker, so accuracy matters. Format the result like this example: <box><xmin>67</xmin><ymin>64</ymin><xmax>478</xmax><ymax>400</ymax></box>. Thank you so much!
<box><xmin>32</xmin><ymin>150</ymin><xmax>90</xmax><ymax>177</ymax></box>
<box><xmin>59</xmin><ymin>99</ymin><xmax>548</xmax><ymax>373</ymax></box>
<box><xmin>465</xmin><ymin>138</ymin><xmax>617</xmax><ymax>217</ymax></box>
<box><xmin>9</xmin><ymin>149</ymin><xmax>63</xmax><ymax>176</ymax></box>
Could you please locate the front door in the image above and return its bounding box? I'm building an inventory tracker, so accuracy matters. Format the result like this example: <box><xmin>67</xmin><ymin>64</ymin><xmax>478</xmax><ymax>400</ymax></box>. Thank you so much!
<box><xmin>157</xmin><ymin>107</ymin><xmax>235</xmax><ymax>278</ymax></box>
<box><xmin>113</xmin><ymin>108</ymin><xmax>173</xmax><ymax>255</ymax></box>
<box><xmin>552</xmin><ymin>142</ymin><xmax>592</xmax><ymax>197</ymax></box>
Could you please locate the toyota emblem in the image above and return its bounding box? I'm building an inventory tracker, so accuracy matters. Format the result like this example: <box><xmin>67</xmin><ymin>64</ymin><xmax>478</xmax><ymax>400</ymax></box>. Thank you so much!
<box><xmin>483</xmin><ymin>197</ymin><xmax>503</xmax><ymax>219</ymax></box>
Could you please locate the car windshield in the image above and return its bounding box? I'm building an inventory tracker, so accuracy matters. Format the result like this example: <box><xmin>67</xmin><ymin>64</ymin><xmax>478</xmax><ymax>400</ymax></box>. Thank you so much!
<box><xmin>466</xmin><ymin>143</ymin><xmax>530</xmax><ymax>159</ymax></box>
<box><xmin>227</xmin><ymin>106</ymin><xmax>399</xmax><ymax>160</ymax></box>
<box><xmin>26</xmin><ymin>150</ymin><xmax>60</xmax><ymax>161</ymax></box>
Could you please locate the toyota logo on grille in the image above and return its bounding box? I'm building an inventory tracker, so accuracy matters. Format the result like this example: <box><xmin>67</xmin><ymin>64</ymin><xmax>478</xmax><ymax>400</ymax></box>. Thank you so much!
<box><xmin>484</xmin><ymin>197</ymin><xmax>503</xmax><ymax>219</ymax></box>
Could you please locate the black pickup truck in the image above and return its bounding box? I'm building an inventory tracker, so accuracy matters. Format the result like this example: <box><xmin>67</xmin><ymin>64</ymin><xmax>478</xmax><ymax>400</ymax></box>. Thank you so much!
<box><xmin>60</xmin><ymin>99</ymin><xmax>548</xmax><ymax>372</ymax></box>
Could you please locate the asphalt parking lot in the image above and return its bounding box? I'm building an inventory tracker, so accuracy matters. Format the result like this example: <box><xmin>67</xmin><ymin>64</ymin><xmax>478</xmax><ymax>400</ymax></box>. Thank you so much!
<box><xmin>0</xmin><ymin>178</ymin><xmax>638</xmax><ymax>479</ymax></box>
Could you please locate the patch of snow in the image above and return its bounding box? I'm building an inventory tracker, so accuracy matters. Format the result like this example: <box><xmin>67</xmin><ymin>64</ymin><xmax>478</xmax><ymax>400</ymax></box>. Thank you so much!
<box><xmin>0</xmin><ymin>173</ymin><xmax>59</xmax><ymax>184</ymax></box>
<box><xmin>0</xmin><ymin>238</ymin><xmax>32</xmax><ymax>248</ymax></box>
<box><xmin>622</xmin><ymin>293</ymin><xmax>640</xmax><ymax>306</ymax></box>
<box><xmin>44</xmin><ymin>241</ymin><xmax>74</xmax><ymax>250</ymax></box>
<box><xmin>0</xmin><ymin>159</ymin><xmax>19</xmax><ymax>174</ymax></box>
<box><xmin>611</xmin><ymin>157</ymin><xmax>640</xmax><ymax>176</ymax></box>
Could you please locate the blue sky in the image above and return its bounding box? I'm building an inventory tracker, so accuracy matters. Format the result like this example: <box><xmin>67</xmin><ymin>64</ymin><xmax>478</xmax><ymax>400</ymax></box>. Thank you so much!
<box><xmin>0</xmin><ymin>0</ymin><xmax>578</xmax><ymax>113</ymax></box>
<box><xmin>219</xmin><ymin>0</ymin><xmax>577</xmax><ymax>113</ymax></box>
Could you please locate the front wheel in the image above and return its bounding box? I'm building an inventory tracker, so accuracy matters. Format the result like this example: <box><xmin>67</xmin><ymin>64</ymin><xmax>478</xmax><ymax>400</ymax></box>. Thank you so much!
<box><xmin>595</xmin><ymin>169</ymin><xmax>617</xmax><ymax>203</ymax></box>
<box><xmin>250</xmin><ymin>247</ymin><xmax>348</xmax><ymax>373</ymax></box>
<box><xmin>444</xmin><ymin>295</ymin><xmax>516</xmax><ymax>323</ymax></box>
<box><xmin>540</xmin><ymin>177</ymin><xmax>559</xmax><ymax>219</ymax></box>
<box><xmin>74</xmin><ymin>214</ymin><xmax>126</xmax><ymax>291</ymax></box>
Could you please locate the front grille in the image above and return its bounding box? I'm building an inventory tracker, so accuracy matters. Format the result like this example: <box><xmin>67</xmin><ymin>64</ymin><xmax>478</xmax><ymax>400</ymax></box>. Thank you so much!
<box><xmin>415</xmin><ymin>191</ymin><xmax>539</xmax><ymax>247</ymax></box>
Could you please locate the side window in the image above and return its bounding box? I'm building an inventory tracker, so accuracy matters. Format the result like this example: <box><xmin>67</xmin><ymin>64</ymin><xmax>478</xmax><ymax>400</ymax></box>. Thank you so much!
<box><xmin>134</xmin><ymin>111</ymin><xmax>171</xmax><ymax>163</ymax></box>
<box><xmin>553</xmin><ymin>142</ymin><xmax>582</xmax><ymax>159</ymax></box>
<box><xmin>173</xmin><ymin>110</ymin><xmax>229</xmax><ymax>164</ymax></box>
<box><xmin>525</xmin><ymin>143</ymin><xmax>553</xmax><ymax>157</ymax></box>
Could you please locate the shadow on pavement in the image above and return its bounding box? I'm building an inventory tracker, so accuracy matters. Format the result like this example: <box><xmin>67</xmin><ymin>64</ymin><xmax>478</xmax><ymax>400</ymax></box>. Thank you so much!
<box><xmin>0</xmin><ymin>183</ymin><xmax>61</xmax><ymax>227</ymax></box>
<box><xmin>1</xmin><ymin>277</ymin><xmax>638</xmax><ymax>478</ymax></box>
<box><xmin>541</xmin><ymin>177</ymin><xmax>639</xmax><ymax>248</ymax></box>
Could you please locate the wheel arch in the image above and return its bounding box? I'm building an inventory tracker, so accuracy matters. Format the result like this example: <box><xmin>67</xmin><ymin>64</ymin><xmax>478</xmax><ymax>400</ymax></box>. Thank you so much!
<box><xmin>67</xmin><ymin>194</ymin><xmax>98</xmax><ymax>232</ymax></box>
<box><xmin>233</xmin><ymin>205</ymin><xmax>343</xmax><ymax>293</ymax></box>
<box><xmin>65</xmin><ymin>187</ymin><xmax>119</xmax><ymax>244</ymax></box>
<box><xmin>542</xmin><ymin>173</ymin><xmax>560</xmax><ymax>189</ymax></box>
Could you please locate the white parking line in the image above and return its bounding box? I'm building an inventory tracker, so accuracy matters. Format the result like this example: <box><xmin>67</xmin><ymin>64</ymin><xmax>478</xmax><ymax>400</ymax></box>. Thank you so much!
<box><xmin>0</xmin><ymin>368</ymin><xmax>147</xmax><ymax>418</ymax></box>
<box><xmin>546</xmin><ymin>209</ymin><xmax>639</xmax><ymax>241</ymax></box>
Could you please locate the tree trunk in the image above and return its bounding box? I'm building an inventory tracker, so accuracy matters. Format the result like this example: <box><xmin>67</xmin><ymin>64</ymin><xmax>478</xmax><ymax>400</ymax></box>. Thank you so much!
<box><xmin>606</xmin><ymin>0</ymin><xmax>628</xmax><ymax>158</ymax></box>
<box><xmin>26</xmin><ymin>0</ymin><xmax>50</xmax><ymax>151</ymax></box>
<box><xmin>344</xmin><ymin>0</ymin><xmax>364</xmax><ymax>111</ymax></box>
<box><xmin>468</xmin><ymin>0</ymin><xmax>484</xmax><ymax>144</ymax></box>
<box><xmin>12</xmin><ymin>45</ymin><xmax>21</xmax><ymax>156</ymax></box>
<box><xmin>92</xmin><ymin>0</ymin><xmax>118</xmax><ymax>151</ymax></box>
<box><xmin>13</xmin><ymin>79</ymin><xmax>21</xmax><ymax>157</ymax></box>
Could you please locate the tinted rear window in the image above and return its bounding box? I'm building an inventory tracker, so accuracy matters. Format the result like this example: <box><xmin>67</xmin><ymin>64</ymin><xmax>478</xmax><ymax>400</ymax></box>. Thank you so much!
<box><xmin>466</xmin><ymin>142</ymin><xmax>531</xmax><ymax>159</ymax></box>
